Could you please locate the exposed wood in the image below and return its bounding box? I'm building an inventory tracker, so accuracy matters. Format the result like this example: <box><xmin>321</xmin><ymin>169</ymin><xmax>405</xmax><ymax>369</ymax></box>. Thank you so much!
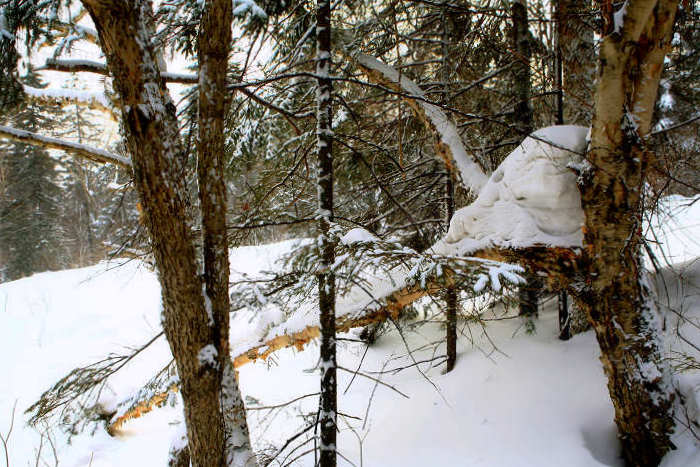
<box><xmin>107</xmin><ymin>245</ymin><xmax>581</xmax><ymax>434</ymax></box>
<box><xmin>0</xmin><ymin>124</ymin><xmax>131</xmax><ymax>168</ymax></box>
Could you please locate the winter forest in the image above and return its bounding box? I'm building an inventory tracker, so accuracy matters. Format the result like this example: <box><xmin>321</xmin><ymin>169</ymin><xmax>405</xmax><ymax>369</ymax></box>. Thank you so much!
<box><xmin>0</xmin><ymin>0</ymin><xmax>698</xmax><ymax>466</ymax></box>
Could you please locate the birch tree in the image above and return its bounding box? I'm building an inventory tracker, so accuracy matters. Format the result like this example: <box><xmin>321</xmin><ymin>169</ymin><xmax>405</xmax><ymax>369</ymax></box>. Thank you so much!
<box><xmin>573</xmin><ymin>0</ymin><xmax>680</xmax><ymax>464</ymax></box>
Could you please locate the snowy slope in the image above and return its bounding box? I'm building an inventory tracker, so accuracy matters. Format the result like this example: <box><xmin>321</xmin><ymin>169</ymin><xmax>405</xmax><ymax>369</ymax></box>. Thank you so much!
<box><xmin>1</xmin><ymin>197</ymin><xmax>698</xmax><ymax>466</ymax></box>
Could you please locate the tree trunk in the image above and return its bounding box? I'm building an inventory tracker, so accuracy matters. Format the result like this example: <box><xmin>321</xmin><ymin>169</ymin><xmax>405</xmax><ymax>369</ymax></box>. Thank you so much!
<box><xmin>80</xmin><ymin>0</ymin><xmax>253</xmax><ymax>465</ymax></box>
<box><xmin>553</xmin><ymin>0</ymin><xmax>591</xmax><ymax>338</ymax></box>
<box><xmin>441</xmin><ymin>1</ymin><xmax>458</xmax><ymax>374</ymax></box>
<box><xmin>576</xmin><ymin>0</ymin><xmax>680</xmax><ymax>464</ymax></box>
<box><xmin>197</xmin><ymin>0</ymin><xmax>254</xmax><ymax>464</ymax></box>
<box><xmin>557</xmin><ymin>0</ymin><xmax>595</xmax><ymax>126</ymax></box>
<box><xmin>510</xmin><ymin>0</ymin><xmax>542</xmax><ymax>318</ymax></box>
<box><xmin>510</xmin><ymin>0</ymin><xmax>533</xmax><ymax>138</ymax></box>
<box><xmin>316</xmin><ymin>1</ymin><xmax>337</xmax><ymax>465</ymax></box>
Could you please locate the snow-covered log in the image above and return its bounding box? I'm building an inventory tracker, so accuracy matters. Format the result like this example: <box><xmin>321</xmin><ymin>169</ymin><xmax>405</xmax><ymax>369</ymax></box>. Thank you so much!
<box><xmin>0</xmin><ymin>124</ymin><xmax>132</xmax><ymax>168</ymax></box>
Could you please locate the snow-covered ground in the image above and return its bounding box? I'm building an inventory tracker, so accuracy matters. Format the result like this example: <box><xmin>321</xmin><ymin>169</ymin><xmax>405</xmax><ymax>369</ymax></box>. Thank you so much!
<box><xmin>1</xmin><ymin>197</ymin><xmax>698</xmax><ymax>466</ymax></box>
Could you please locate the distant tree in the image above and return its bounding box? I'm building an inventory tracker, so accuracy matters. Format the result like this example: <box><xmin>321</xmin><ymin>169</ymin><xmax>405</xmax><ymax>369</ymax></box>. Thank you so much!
<box><xmin>0</xmin><ymin>71</ymin><xmax>65</xmax><ymax>281</ymax></box>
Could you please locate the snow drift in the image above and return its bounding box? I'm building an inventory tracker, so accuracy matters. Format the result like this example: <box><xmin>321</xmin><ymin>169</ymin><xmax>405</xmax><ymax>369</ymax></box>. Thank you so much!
<box><xmin>444</xmin><ymin>125</ymin><xmax>589</xmax><ymax>253</ymax></box>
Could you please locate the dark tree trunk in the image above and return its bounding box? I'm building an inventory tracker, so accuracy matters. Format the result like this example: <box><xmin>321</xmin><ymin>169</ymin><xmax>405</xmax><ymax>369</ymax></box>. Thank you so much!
<box><xmin>80</xmin><ymin>0</ymin><xmax>253</xmax><ymax>465</ymax></box>
<box><xmin>510</xmin><ymin>0</ymin><xmax>533</xmax><ymax>137</ymax></box>
<box><xmin>316</xmin><ymin>1</ymin><xmax>337</xmax><ymax>465</ymax></box>
<box><xmin>510</xmin><ymin>0</ymin><xmax>542</xmax><ymax>318</ymax></box>
<box><xmin>441</xmin><ymin>1</ymin><xmax>458</xmax><ymax>373</ymax></box>
<box><xmin>558</xmin><ymin>0</ymin><xmax>595</xmax><ymax>126</ymax></box>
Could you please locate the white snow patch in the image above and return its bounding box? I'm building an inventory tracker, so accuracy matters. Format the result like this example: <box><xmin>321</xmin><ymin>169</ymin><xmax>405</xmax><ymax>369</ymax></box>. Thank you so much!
<box><xmin>444</xmin><ymin>125</ymin><xmax>589</xmax><ymax>253</ymax></box>
<box><xmin>340</xmin><ymin>227</ymin><xmax>379</xmax><ymax>245</ymax></box>
<box><xmin>197</xmin><ymin>344</ymin><xmax>219</xmax><ymax>368</ymax></box>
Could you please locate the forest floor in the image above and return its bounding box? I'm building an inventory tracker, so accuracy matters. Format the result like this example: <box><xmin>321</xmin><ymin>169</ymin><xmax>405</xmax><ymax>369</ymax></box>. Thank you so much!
<box><xmin>1</xmin><ymin>195</ymin><xmax>698</xmax><ymax>466</ymax></box>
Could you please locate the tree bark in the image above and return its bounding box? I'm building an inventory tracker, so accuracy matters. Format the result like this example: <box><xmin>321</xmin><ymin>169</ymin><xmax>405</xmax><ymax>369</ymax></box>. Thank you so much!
<box><xmin>576</xmin><ymin>0</ymin><xmax>680</xmax><ymax>464</ymax></box>
<box><xmin>510</xmin><ymin>0</ymin><xmax>543</xmax><ymax>318</ymax></box>
<box><xmin>197</xmin><ymin>0</ymin><xmax>254</xmax><ymax>464</ymax></box>
<box><xmin>441</xmin><ymin>1</ymin><xmax>458</xmax><ymax>373</ymax></box>
<box><xmin>316</xmin><ymin>1</ymin><xmax>337</xmax><ymax>465</ymax></box>
<box><xmin>79</xmin><ymin>0</ymin><xmax>253</xmax><ymax>465</ymax></box>
<box><xmin>557</xmin><ymin>0</ymin><xmax>595</xmax><ymax>126</ymax></box>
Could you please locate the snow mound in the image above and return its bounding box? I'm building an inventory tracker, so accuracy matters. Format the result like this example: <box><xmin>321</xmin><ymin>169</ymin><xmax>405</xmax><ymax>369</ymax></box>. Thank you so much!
<box><xmin>340</xmin><ymin>227</ymin><xmax>379</xmax><ymax>245</ymax></box>
<box><xmin>445</xmin><ymin>125</ymin><xmax>588</xmax><ymax>252</ymax></box>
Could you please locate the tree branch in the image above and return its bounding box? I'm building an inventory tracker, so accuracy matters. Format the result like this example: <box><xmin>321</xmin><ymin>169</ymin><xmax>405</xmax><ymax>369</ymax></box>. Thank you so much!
<box><xmin>40</xmin><ymin>59</ymin><xmax>306</xmax><ymax>133</ymax></box>
<box><xmin>349</xmin><ymin>52</ymin><xmax>489</xmax><ymax>193</ymax></box>
<box><xmin>0</xmin><ymin>125</ymin><xmax>132</xmax><ymax>168</ymax></box>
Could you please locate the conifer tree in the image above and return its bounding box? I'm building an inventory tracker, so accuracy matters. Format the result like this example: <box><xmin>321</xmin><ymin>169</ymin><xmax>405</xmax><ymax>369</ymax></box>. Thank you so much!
<box><xmin>0</xmin><ymin>70</ymin><xmax>65</xmax><ymax>281</ymax></box>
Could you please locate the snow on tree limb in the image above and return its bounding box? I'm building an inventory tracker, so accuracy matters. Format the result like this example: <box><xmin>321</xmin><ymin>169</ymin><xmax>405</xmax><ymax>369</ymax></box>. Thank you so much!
<box><xmin>352</xmin><ymin>53</ymin><xmax>488</xmax><ymax>193</ymax></box>
<box><xmin>22</xmin><ymin>84</ymin><xmax>116</xmax><ymax>119</ymax></box>
<box><xmin>0</xmin><ymin>124</ymin><xmax>131</xmax><ymax>168</ymax></box>
<box><xmin>40</xmin><ymin>59</ymin><xmax>304</xmax><ymax>134</ymax></box>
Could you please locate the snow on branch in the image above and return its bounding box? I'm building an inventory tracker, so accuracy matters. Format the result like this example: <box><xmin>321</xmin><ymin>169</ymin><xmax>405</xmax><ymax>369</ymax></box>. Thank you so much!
<box><xmin>352</xmin><ymin>53</ymin><xmax>488</xmax><ymax>193</ymax></box>
<box><xmin>0</xmin><ymin>125</ymin><xmax>132</xmax><ymax>168</ymax></box>
<box><xmin>41</xmin><ymin>59</ymin><xmax>304</xmax><ymax>133</ymax></box>
<box><xmin>23</xmin><ymin>84</ymin><xmax>116</xmax><ymax>119</ymax></box>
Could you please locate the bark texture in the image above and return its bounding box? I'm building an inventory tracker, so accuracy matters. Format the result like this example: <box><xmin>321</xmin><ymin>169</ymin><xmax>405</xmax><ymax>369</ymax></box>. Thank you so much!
<box><xmin>557</xmin><ymin>0</ymin><xmax>595</xmax><ymax>125</ymax></box>
<box><xmin>576</xmin><ymin>0</ymin><xmax>680</xmax><ymax>464</ymax></box>
<box><xmin>80</xmin><ymin>0</ymin><xmax>253</xmax><ymax>465</ymax></box>
<box><xmin>441</xmin><ymin>1</ymin><xmax>458</xmax><ymax>374</ymax></box>
<box><xmin>510</xmin><ymin>0</ymin><xmax>533</xmax><ymax>137</ymax></box>
<box><xmin>510</xmin><ymin>0</ymin><xmax>543</xmax><ymax>318</ymax></box>
<box><xmin>197</xmin><ymin>0</ymin><xmax>254</xmax><ymax>464</ymax></box>
<box><xmin>316</xmin><ymin>1</ymin><xmax>337</xmax><ymax>465</ymax></box>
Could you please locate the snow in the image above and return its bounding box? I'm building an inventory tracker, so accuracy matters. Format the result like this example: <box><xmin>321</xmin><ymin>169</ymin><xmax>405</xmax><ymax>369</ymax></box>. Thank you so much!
<box><xmin>197</xmin><ymin>344</ymin><xmax>219</xmax><ymax>369</ymax></box>
<box><xmin>0</xmin><ymin>198</ymin><xmax>698</xmax><ymax>466</ymax></box>
<box><xmin>444</xmin><ymin>125</ymin><xmax>589</xmax><ymax>253</ymax></box>
<box><xmin>23</xmin><ymin>84</ymin><xmax>111</xmax><ymax>111</ymax></box>
<box><xmin>613</xmin><ymin>1</ymin><xmax>628</xmax><ymax>35</ymax></box>
<box><xmin>339</xmin><ymin>227</ymin><xmax>379</xmax><ymax>245</ymax></box>
<box><xmin>0</xmin><ymin>124</ymin><xmax>132</xmax><ymax>168</ymax></box>
<box><xmin>233</xmin><ymin>0</ymin><xmax>268</xmax><ymax>20</ymax></box>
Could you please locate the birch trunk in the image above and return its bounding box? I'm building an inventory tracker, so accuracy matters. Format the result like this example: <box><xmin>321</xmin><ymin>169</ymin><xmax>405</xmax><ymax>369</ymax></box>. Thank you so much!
<box><xmin>576</xmin><ymin>0</ymin><xmax>679</xmax><ymax>464</ymax></box>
